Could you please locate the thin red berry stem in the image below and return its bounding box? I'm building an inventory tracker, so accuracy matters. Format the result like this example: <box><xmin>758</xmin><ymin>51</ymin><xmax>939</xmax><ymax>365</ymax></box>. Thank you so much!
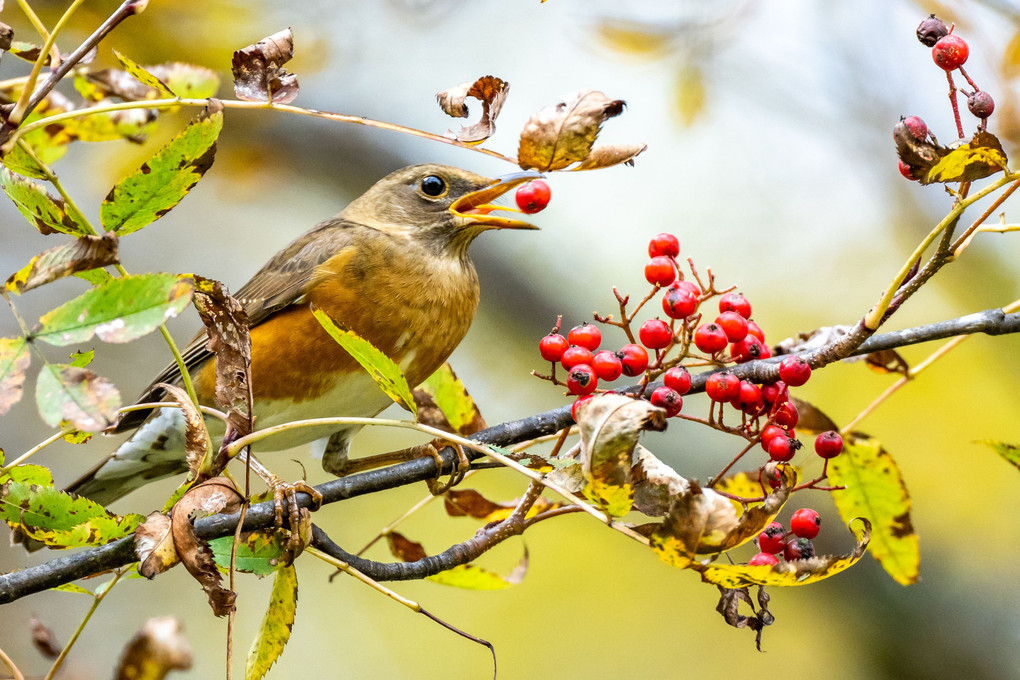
<box><xmin>957</xmin><ymin>65</ymin><xmax>979</xmax><ymax>92</ymax></box>
<box><xmin>946</xmin><ymin>70</ymin><xmax>965</xmax><ymax>139</ymax></box>
<box><xmin>707</xmin><ymin>439</ymin><xmax>757</xmax><ymax>487</ymax></box>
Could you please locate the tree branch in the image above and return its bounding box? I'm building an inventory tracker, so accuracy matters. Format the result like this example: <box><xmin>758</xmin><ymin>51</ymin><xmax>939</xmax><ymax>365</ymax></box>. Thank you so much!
<box><xmin>2</xmin><ymin>307</ymin><xmax>1018</xmax><ymax>604</ymax></box>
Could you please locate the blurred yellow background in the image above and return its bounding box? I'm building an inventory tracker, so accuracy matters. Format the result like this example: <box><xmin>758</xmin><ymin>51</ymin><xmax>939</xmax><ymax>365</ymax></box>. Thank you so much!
<box><xmin>3</xmin><ymin>1</ymin><xmax>1020</xmax><ymax>678</ymax></box>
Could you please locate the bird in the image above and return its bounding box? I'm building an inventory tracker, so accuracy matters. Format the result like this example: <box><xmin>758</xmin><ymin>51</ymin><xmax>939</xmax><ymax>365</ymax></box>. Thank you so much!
<box><xmin>66</xmin><ymin>163</ymin><xmax>540</xmax><ymax>507</ymax></box>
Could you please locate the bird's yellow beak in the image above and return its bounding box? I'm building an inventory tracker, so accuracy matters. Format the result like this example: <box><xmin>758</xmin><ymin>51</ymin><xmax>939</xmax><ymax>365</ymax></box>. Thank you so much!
<box><xmin>450</xmin><ymin>170</ymin><xmax>544</xmax><ymax>230</ymax></box>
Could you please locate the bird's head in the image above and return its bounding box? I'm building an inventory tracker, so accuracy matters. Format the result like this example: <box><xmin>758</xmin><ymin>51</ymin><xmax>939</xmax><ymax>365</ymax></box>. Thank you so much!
<box><xmin>341</xmin><ymin>164</ymin><xmax>541</xmax><ymax>256</ymax></box>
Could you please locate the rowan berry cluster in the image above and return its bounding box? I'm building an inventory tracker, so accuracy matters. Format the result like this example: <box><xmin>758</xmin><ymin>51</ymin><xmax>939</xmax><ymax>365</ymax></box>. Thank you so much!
<box><xmin>748</xmin><ymin>508</ymin><xmax>822</xmax><ymax>566</ymax></box>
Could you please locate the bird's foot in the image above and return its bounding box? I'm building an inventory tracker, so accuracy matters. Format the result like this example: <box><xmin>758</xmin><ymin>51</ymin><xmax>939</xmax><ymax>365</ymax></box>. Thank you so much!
<box><xmin>425</xmin><ymin>439</ymin><xmax>470</xmax><ymax>495</ymax></box>
<box><xmin>267</xmin><ymin>475</ymin><xmax>322</xmax><ymax>563</ymax></box>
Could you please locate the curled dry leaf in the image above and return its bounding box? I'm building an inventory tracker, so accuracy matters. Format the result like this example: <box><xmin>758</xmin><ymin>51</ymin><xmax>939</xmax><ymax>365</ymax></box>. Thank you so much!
<box><xmin>518</xmin><ymin>89</ymin><xmax>645</xmax><ymax>171</ymax></box>
<box><xmin>170</xmin><ymin>477</ymin><xmax>244</xmax><ymax>616</ymax></box>
<box><xmin>31</xmin><ymin>617</ymin><xmax>61</xmax><ymax>658</ymax></box>
<box><xmin>715</xmin><ymin>585</ymin><xmax>773</xmax><ymax>651</ymax></box>
<box><xmin>436</xmin><ymin>75</ymin><xmax>509</xmax><ymax>145</ymax></box>
<box><xmin>893</xmin><ymin>117</ymin><xmax>946</xmax><ymax>181</ymax></box>
<box><xmin>443</xmin><ymin>488</ymin><xmax>562</xmax><ymax>522</ymax></box>
<box><xmin>156</xmin><ymin>383</ymin><xmax>211</xmax><ymax>479</ymax></box>
<box><xmin>232</xmin><ymin>28</ymin><xmax>299</xmax><ymax>104</ymax></box>
<box><xmin>135</xmin><ymin>511</ymin><xmax>178</xmax><ymax>577</ymax></box>
<box><xmin>632</xmin><ymin>445</ymin><xmax>689</xmax><ymax>517</ymax></box>
<box><xmin>575</xmin><ymin>393</ymin><xmax>667</xmax><ymax>517</ymax></box>
<box><xmin>115</xmin><ymin>617</ymin><xmax>193</xmax><ymax>680</ymax></box>
<box><xmin>571</xmin><ymin>143</ymin><xmax>647</xmax><ymax>171</ymax></box>
<box><xmin>192</xmin><ymin>276</ymin><xmax>251</xmax><ymax>441</ymax></box>
<box><xmin>5</xmin><ymin>232</ymin><xmax>119</xmax><ymax>295</ymax></box>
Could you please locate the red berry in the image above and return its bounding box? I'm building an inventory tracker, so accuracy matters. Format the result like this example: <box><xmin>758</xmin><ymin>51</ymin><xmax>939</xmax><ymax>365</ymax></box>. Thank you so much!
<box><xmin>932</xmin><ymin>34</ymin><xmax>969</xmax><ymax>71</ymax></box>
<box><xmin>773</xmin><ymin>400</ymin><xmax>799</xmax><ymax>428</ymax></box>
<box><xmin>790</xmin><ymin>508</ymin><xmax>821</xmax><ymax>539</ymax></box>
<box><xmin>693</xmin><ymin>323</ymin><xmax>729</xmax><ymax>354</ymax></box>
<box><xmin>898</xmin><ymin>159</ymin><xmax>918</xmax><ymax>181</ymax></box>
<box><xmin>916</xmin><ymin>14</ymin><xmax>949</xmax><ymax>47</ymax></box>
<box><xmin>662</xmin><ymin>281</ymin><xmax>701</xmax><ymax>319</ymax></box>
<box><xmin>767</xmin><ymin>435</ymin><xmax>795</xmax><ymax>462</ymax></box>
<box><xmin>705</xmin><ymin>372</ymin><xmax>740</xmax><ymax>402</ymax></box>
<box><xmin>662</xmin><ymin>366</ymin><xmax>692</xmax><ymax>395</ymax></box>
<box><xmin>566</xmin><ymin>364</ymin><xmax>598</xmax><ymax>396</ymax></box>
<box><xmin>715</xmin><ymin>311</ymin><xmax>749</xmax><ymax>342</ymax></box>
<box><xmin>757</xmin><ymin>522</ymin><xmax>786</xmax><ymax>554</ymax></box>
<box><xmin>539</xmin><ymin>333</ymin><xmax>569</xmax><ymax>362</ymax></box>
<box><xmin>650</xmin><ymin>386</ymin><xmax>683</xmax><ymax>417</ymax></box>
<box><xmin>514</xmin><ymin>179</ymin><xmax>551</xmax><ymax>214</ymax></box>
<box><xmin>644</xmin><ymin>256</ymin><xmax>677</xmax><ymax>287</ymax></box>
<box><xmin>760</xmin><ymin>381</ymin><xmax>788</xmax><ymax>407</ymax></box>
<box><xmin>778</xmin><ymin>356</ymin><xmax>812</xmax><ymax>387</ymax></box>
<box><xmin>560</xmin><ymin>345</ymin><xmax>593</xmax><ymax>371</ymax></box>
<box><xmin>718</xmin><ymin>292</ymin><xmax>751</xmax><ymax>319</ymax></box>
<box><xmin>639</xmin><ymin>318</ymin><xmax>673</xmax><ymax>350</ymax></box>
<box><xmin>784</xmin><ymin>536</ymin><xmax>815</xmax><ymax>561</ymax></box>
<box><xmin>648</xmin><ymin>232</ymin><xmax>680</xmax><ymax>258</ymax></box>
<box><xmin>967</xmin><ymin>91</ymin><xmax>995</xmax><ymax>119</ymax></box>
<box><xmin>748</xmin><ymin>552</ymin><xmax>779</xmax><ymax>567</ymax></box>
<box><xmin>746</xmin><ymin>320</ymin><xmax>765</xmax><ymax>342</ymax></box>
<box><xmin>729</xmin><ymin>336</ymin><xmax>766</xmax><ymax>363</ymax></box>
<box><xmin>567</xmin><ymin>323</ymin><xmax>601</xmax><ymax>351</ymax></box>
<box><xmin>814</xmin><ymin>430</ymin><xmax>844</xmax><ymax>459</ymax></box>
<box><xmin>736</xmin><ymin>381</ymin><xmax>762</xmax><ymax>409</ymax></box>
<box><xmin>571</xmin><ymin>394</ymin><xmax>593</xmax><ymax>421</ymax></box>
<box><xmin>618</xmin><ymin>344</ymin><xmax>649</xmax><ymax>377</ymax></box>
<box><xmin>591</xmin><ymin>350</ymin><xmax>623</xmax><ymax>381</ymax></box>
<box><xmin>901</xmin><ymin>115</ymin><xmax>928</xmax><ymax>140</ymax></box>
<box><xmin>760</xmin><ymin>424</ymin><xmax>787</xmax><ymax>450</ymax></box>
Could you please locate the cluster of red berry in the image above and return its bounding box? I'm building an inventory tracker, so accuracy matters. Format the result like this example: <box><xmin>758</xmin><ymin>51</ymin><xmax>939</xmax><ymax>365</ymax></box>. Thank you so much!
<box><xmin>748</xmin><ymin>508</ymin><xmax>822</xmax><ymax>566</ymax></box>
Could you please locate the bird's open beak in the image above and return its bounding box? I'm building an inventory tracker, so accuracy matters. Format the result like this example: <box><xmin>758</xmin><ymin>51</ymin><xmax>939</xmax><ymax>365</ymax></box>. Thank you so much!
<box><xmin>450</xmin><ymin>170</ymin><xmax>544</xmax><ymax>230</ymax></box>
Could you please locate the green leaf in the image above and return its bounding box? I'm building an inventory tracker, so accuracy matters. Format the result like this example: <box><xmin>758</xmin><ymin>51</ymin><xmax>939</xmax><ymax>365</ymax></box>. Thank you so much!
<box><xmin>101</xmin><ymin>105</ymin><xmax>223</xmax><ymax>235</ymax></box>
<box><xmin>35</xmin><ymin>363</ymin><xmax>121</xmax><ymax>432</ymax></box>
<box><xmin>245</xmin><ymin>564</ymin><xmax>297</xmax><ymax>680</ymax></box>
<box><xmin>827</xmin><ymin>433</ymin><xmax>919</xmax><ymax>585</ymax></box>
<box><xmin>1</xmin><ymin>167</ymin><xmax>89</xmax><ymax>235</ymax></box>
<box><xmin>415</xmin><ymin>363</ymin><xmax>485</xmax><ymax>435</ymax></box>
<box><xmin>427</xmin><ymin>560</ymin><xmax>527</xmax><ymax>590</ymax></box>
<box><xmin>5</xmin><ymin>233</ymin><xmax>119</xmax><ymax>295</ymax></box>
<box><xmin>114</xmin><ymin>50</ymin><xmax>177</xmax><ymax>97</ymax></box>
<box><xmin>74</xmin><ymin>268</ymin><xmax>115</xmax><ymax>286</ymax></box>
<box><xmin>0</xmin><ymin>336</ymin><xmax>31</xmax><ymax>416</ymax></box>
<box><xmin>209</xmin><ymin>530</ymin><xmax>288</xmax><ymax>576</ymax></box>
<box><xmin>981</xmin><ymin>440</ymin><xmax>1020</xmax><ymax>470</ymax></box>
<box><xmin>311</xmin><ymin>305</ymin><xmax>418</xmax><ymax>416</ymax></box>
<box><xmin>156</xmin><ymin>63</ymin><xmax>220</xmax><ymax>99</ymax></box>
<box><xmin>34</xmin><ymin>273</ymin><xmax>195</xmax><ymax>346</ymax></box>
<box><xmin>52</xmin><ymin>583</ymin><xmax>93</xmax><ymax>596</ymax></box>
<box><xmin>0</xmin><ymin>481</ymin><xmax>143</xmax><ymax>548</ymax></box>
<box><xmin>69</xmin><ymin>349</ymin><xmax>95</xmax><ymax>368</ymax></box>
<box><xmin>1</xmin><ymin>107</ymin><xmax>76</xmax><ymax>178</ymax></box>
<box><xmin>0</xmin><ymin>463</ymin><xmax>55</xmax><ymax>486</ymax></box>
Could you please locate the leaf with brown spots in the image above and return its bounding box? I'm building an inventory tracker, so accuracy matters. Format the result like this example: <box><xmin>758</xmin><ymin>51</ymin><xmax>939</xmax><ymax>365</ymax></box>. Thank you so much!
<box><xmin>6</xmin><ymin>233</ymin><xmax>119</xmax><ymax>295</ymax></box>
<box><xmin>35</xmin><ymin>363</ymin><xmax>121</xmax><ymax>432</ymax></box>
<box><xmin>827</xmin><ymin>433</ymin><xmax>918</xmax><ymax>585</ymax></box>
<box><xmin>231</xmin><ymin>29</ymin><xmax>299</xmax><ymax>104</ymax></box>
<box><xmin>518</xmin><ymin>89</ymin><xmax>645</xmax><ymax>171</ymax></box>
<box><xmin>246</xmin><ymin>563</ymin><xmax>297</xmax><ymax>679</ymax></box>
<box><xmin>436</xmin><ymin>75</ymin><xmax>509</xmax><ymax>145</ymax></box>
<box><xmin>100</xmin><ymin>102</ymin><xmax>223</xmax><ymax>235</ymax></box>
<box><xmin>413</xmin><ymin>363</ymin><xmax>485</xmax><ymax>436</ymax></box>
<box><xmin>981</xmin><ymin>440</ymin><xmax>1020</xmax><ymax>471</ymax></box>
<box><xmin>113</xmin><ymin>49</ymin><xmax>176</xmax><ymax>97</ymax></box>
<box><xmin>193</xmin><ymin>276</ymin><xmax>251</xmax><ymax>441</ymax></box>
<box><xmin>0</xmin><ymin>481</ymin><xmax>143</xmax><ymax>548</ymax></box>
<box><xmin>135</xmin><ymin>511</ymin><xmax>178</xmax><ymax>577</ymax></box>
<box><xmin>157</xmin><ymin>383</ymin><xmax>211</xmax><ymax>479</ymax></box>
<box><xmin>1</xmin><ymin>167</ymin><xmax>90</xmax><ymax>235</ymax></box>
<box><xmin>926</xmin><ymin>131</ymin><xmax>1008</xmax><ymax>184</ymax></box>
<box><xmin>0</xmin><ymin>336</ymin><xmax>30</xmax><ymax>415</ymax></box>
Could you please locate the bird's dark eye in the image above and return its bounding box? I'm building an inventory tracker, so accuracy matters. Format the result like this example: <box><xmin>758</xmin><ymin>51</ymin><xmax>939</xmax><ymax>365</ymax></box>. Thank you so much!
<box><xmin>420</xmin><ymin>175</ymin><xmax>446</xmax><ymax>197</ymax></box>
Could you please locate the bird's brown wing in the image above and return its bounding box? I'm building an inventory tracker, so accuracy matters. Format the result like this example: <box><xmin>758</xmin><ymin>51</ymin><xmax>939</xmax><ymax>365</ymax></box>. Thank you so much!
<box><xmin>113</xmin><ymin>218</ymin><xmax>359</xmax><ymax>432</ymax></box>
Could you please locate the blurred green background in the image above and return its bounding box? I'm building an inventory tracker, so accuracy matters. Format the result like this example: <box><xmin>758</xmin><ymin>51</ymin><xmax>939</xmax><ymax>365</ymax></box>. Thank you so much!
<box><xmin>3</xmin><ymin>0</ymin><xmax>1020</xmax><ymax>678</ymax></box>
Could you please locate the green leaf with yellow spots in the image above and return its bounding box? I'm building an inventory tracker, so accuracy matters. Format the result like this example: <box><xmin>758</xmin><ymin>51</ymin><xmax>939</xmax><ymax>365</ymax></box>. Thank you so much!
<box><xmin>0</xmin><ymin>481</ymin><xmax>143</xmax><ymax>548</ymax></box>
<box><xmin>696</xmin><ymin>518</ymin><xmax>871</xmax><ymax>588</ymax></box>
<box><xmin>1</xmin><ymin>167</ymin><xmax>89</xmax><ymax>235</ymax></box>
<box><xmin>414</xmin><ymin>363</ymin><xmax>485</xmax><ymax>435</ymax></box>
<box><xmin>827</xmin><ymin>433</ymin><xmax>919</xmax><ymax>585</ymax></box>
<box><xmin>209</xmin><ymin>530</ymin><xmax>288</xmax><ymax>577</ymax></box>
<box><xmin>246</xmin><ymin>564</ymin><xmax>298</xmax><ymax>680</ymax></box>
<box><xmin>311</xmin><ymin>305</ymin><xmax>417</xmax><ymax>416</ymax></box>
<box><xmin>0</xmin><ymin>462</ymin><xmax>54</xmax><ymax>487</ymax></box>
<box><xmin>926</xmin><ymin>131</ymin><xmax>1008</xmax><ymax>184</ymax></box>
<box><xmin>114</xmin><ymin>50</ymin><xmax>177</xmax><ymax>97</ymax></box>
<box><xmin>100</xmin><ymin>104</ymin><xmax>223</xmax><ymax>235</ymax></box>
<box><xmin>5</xmin><ymin>233</ymin><xmax>119</xmax><ymax>295</ymax></box>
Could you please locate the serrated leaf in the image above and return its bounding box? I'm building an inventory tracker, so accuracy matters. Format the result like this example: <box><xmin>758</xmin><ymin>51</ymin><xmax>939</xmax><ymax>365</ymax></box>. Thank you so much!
<box><xmin>0</xmin><ymin>481</ymin><xmax>142</xmax><ymax>547</ymax></box>
<box><xmin>36</xmin><ymin>363</ymin><xmax>120</xmax><ymax>431</ymax></box>
<box><xmin>34</xmin><ymin>273</ymin><xmax>194</xmax><ymax>346</ymax></box>
<box><xmin>209</xmin><ymin>530</ymin><xmax>288</xmax><ymax>577</ymax></box>
<box><xmin>311</xmin><ymin>305</ymin><xmax>417</xmax><ymax>416</ymax></box>
<box><xmin>100</xmin><ymin>104</ymin><xmax>223</xmax><ymax>235</ymax></box>
<box><xmin>1</xmin><ymin>167</ymin><xmax>89</xmax><ymax>235</ymax></box>
<box><xmin>0</xmin><ymin>336</ymin><xmax>31</xmax><ymax>415</ymax></box>
<box><xmin>413</xmin><ymin>363</ymin><xmax>485</xmax><ymax>435</ymax></box>
<box><xmin>68</xmin><ymin>350</ymin><xmax>94</xmax><ymax>368</ymax></box>
<box><xmin>74</xmin><ymin>268</ymin><xmax>115</xmax><ymax>285</ymax></box>
<box><xmin>1</xmin><ymin>463</ymin><xmax>54</xmax><ymax>486</ymax></box>
<box><xmin>696</xmin><ymin>518</ymin><xmax>871</xmax><ymax>587</ymax></box>
<box><xmin>981</xmin><ymin>440</ymin><xmax>1020</xmax><ymax>470</ymax></box>
<box><xmin>827</xmin><ymin>433</ymin><xmax>919</xmax><ymax>585</ymax></box>
<box><xmin>6</xmin><ymin>233</ymin><xmax>119</xmax><ymax>294</ymax></box>
<box><xmin>925</xmin><ymin>131</ymin><xmax>1008</xmax><ymax>184</ymax></box>
<box><xmin>245</xmin><ymin>564</ymin><xmax>297</xmax><ymax>680</ymax></box>
<box><xmin>114</xmin><ymin>50</ymin><xmax>176</xmax><ymax>97</ymax></box>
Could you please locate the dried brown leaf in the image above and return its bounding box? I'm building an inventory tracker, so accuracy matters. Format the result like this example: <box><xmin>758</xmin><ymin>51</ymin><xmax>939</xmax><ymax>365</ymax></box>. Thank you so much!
<box><xmin>443</xmin><ymin>488</ymin><xmax>562</xmax><ymax>522</ymax></box>
<box><xmin>789</xmin><ymin>397</ymin><xmax>839</xmax><ymax>435</ymax></box>
<box><xmin>572</xmin><ymin>143</ymin><xmax>647</xmax><ymax>170</ymax></box>
<box><xmin>115</xmin><ymin>617</ymin><xmax>193</xmax><ymax>680</ymax></box>
<box><xmin>157</xmin><ymin>383</ymin><xmax>210</xmax><ymax>479</ymax></box>
<box><xmin>926</xmin><ymin>131</ymin><xmax>1008</xmax><ymax>184</ymax></box>
<box><xmin>30</xmin><ymin>617</ymin><xmax>61</xmax><ymax>658</ymax></box>
<box><xmin>0</xmin><ymin>23</ymin><xmax>12</xmax><ymax>52</ymax></box>
<box><xmin>231</xmin><ymin>29</ymin><xmax>299</xmax><ymax>104</ymax></box>
<box><xmin>864</xmin><ymin>349</ymin><xmax>909</xmax><ymax>375</ymax></box>
<box><xmin>135</xmin><ymin>511</ymin><xmax>178</xmax><ymax>578</ymax></box>
<box><xmin>0</xmin><ymin>337</ymin><xmax>30</xmax><ymax>416</ymax></box>
<box><xmin>170</xmin><ymin>477</ymin><xmax>243</xmax><ymax>616</ymax></box>
<box><xmin>387</xmin><ymin>531</ymin><xmax>427</xmax><ymax>562</ymax></box>
<box><xmin>893</xmin><ymin>117</ymin><xmax>947</xmax><ymax>181</ymax></box>
<box><xmin>715</xmin><ymin>585</ymin><xmax>772</xmax><ymax>651</ymax></box>
<box><xmin>5</xmin><ymin>233</ymin><xmax>118</xmax><ymax>295</ymax></box>
<box><xmin>436</xmin><ymin>75</ymin><xmax>509</xmax><ymax>144</ymax></box>
<box><xmin>632</xmin><ymin>445</ymin><xmax>689</xmax><ymax>517</ymax></box>
<box><xmin>518</xmin><ymin>89</ymin><xmax>630</xmax><ymax>172</ymax></box>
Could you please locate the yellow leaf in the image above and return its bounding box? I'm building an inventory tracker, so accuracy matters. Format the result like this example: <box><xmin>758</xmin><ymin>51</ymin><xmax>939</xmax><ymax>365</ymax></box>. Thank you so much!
<box><xmin>827</xmin><ymin>434</ymin><xmax>919</xmax><ymax>585</ymax></box>
<box><xmin>674</xmin><ymin>65</ymin><xmax>706</xmax><ymax>127</ymax></box>
<box><xmin>246</xmin><ymin>564</ymin><xmax>297</xmax><ymax>680</ymax></box>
